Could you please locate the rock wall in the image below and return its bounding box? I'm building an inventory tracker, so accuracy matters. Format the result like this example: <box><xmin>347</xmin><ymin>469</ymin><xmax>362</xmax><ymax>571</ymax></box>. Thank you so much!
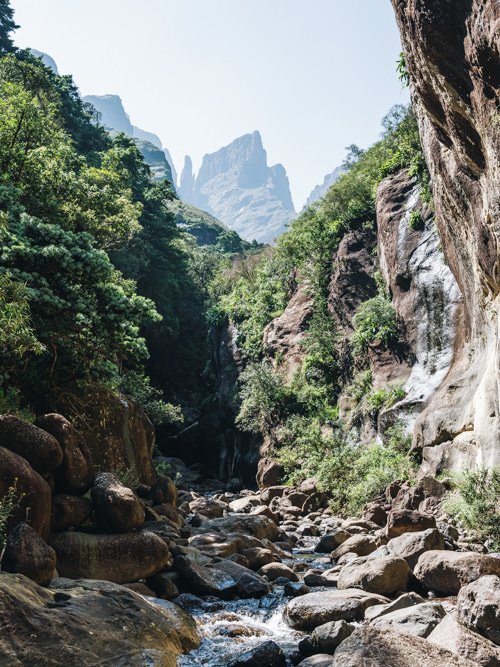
<box><xmin>391</xmin><ymin>0</ymin><xmax>500</xmax><ymax>472</ymax></box>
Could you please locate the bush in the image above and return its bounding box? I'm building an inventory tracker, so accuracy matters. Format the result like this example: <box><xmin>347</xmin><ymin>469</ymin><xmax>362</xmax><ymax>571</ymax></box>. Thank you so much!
<box><xmin>119</xmin><ymin>370</ymin><xmax>183</xmax><ymax>426</ymax></box>
<box><xmin>352</xmin><ymin>295</ymin><xmax>398</xmax><ymax>354</ymax></box>
<box><xmin>442</xmin><ymin>468</ymin><xmax>500</xmax><ymax>550</ymax></box>
<box><xmin>0</xmin><ymin>482</ymin><xmax>20</xmax><ymax>554</ymax></box>
<box><xmin>408</xmin><ymin>210</ymin><xmax>424</xmax><ymax>231</ymax></box>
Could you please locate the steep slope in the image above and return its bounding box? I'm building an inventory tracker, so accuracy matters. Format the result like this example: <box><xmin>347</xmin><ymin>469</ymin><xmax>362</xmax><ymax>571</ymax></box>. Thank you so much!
<box><xmin>179</xmin><ymin>131</ymin><xmax>296</xmax><ymax>244</ymax></box>
<box><xmin>392</xmin><ymin>0</ymin><xmax>500</xmax><ymax>472</ymax></box>
<box><xmin>304</xmin><ymin>165</ymin><xmax>344</xmax><ymax>209</ymax></box>
<box><xmin>83</xmin><ymin>94</ymin><xmax>177</xmax><ymax>188</ymax></box>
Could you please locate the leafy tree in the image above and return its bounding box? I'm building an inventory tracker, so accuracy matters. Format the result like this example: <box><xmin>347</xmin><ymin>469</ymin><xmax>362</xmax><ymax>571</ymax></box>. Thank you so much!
<box><xmin>0</xmin><ymin>0</ymin><xmax>17</xmax><ymax>55</ymax></box>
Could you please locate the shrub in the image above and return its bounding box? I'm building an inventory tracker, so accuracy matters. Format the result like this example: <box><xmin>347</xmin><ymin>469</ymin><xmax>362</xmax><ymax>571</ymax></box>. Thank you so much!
<box><xmin>352</xmin><ymin>295</ymin><xmax>398</xmax><ymax>354</ymax></box>
<box><xmin>442</xmin><ymin>468</ymin><xmax>500</xmax><ymax>550</ymax></box>
<box><xmin>119</xmin><ymin>370</ymin><xmax>183</xmax><ymax>426</ymax></box>
<box><xmin>408</xmin><ymin>210</ymin><xmax>424</xmax><ymax>231</ymax></box>
<box><xmin>0</xmin><ymin>482</ymin><xmax>20</xmax><ymax>554</ymax></box>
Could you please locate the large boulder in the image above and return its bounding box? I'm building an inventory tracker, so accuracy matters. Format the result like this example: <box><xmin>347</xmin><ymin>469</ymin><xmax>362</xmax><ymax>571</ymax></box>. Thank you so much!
<box><xmin>387</xmin><ymin>529</ymin><xmax>445</xmax><ymax>569</ymax></box>
<box><xmin>308</xmin><ymin>620</ymin><xmax>355</xmax><ymax>654</ymax></box>
<box><xmin>195</xmin><ymin>514</ymin><xmax>281</xmax><ymax>541</ymax></box>
<box><xmin>285</xmin><ymin>589</ymin><xmax>389</xmax><ymax>631</ymax></box>
<box><xmin>370</xmin><ymin>602</ymin><xmax>446</xmax><ymax>638</ymax></box>
<box><xmin>413</xmin><ymin>551</ymin><xmax>500</xmax><ymax>595</ymax></box>
<box><xmin>35</xmin><ymin>414</ymin><xmax>93</xmax><ymax>494</ymax></box>
<box><xmin>91</xmin><ymin>472</ymin><xmax>145</xmax><ymax>533</ymax></box>
<box><xmin>331</xmin><ymin>535</ymin><xmax>378</xmax><ymax>559</ymax></box>
<box><xmin>428</xmin><ymin>612</ymin><xmax>500</xmax><ymax>667</ymax></box>
<box><xmin>175</xmin><ymin>555</ymin><xmax>238</xmax><ymax>599</ymax></box>
<box><xmin>0</xmin><ymin>415</ymin><xmax>63</xmax><ymax>474</ymax></box>
<box><xmin>2</xmin><ymin>523</ymin><xmax>56</xmax><ymax>586</ymax></box>
<box><xmin>258</xmin><ymin>562</ymin><xmax>298</xmax><ymax>582</ymax></box>
<box><xmin>332</xmin><ymin>626</ymin><xmax>476</xmax><ymax>666</ymax></box>
<box><xmin>457</xmin><ymin>575</ymin><xmax>500</xmax><ymax>646</ymax></box>
<box><xmin>50</xmin><ymin>530</ymin><xmax>171</xmax><ymax>584</ymax></box>
<box><xmin>0</xmin><ymin>446</ymin><xmax>51</xmax><ymax>538</ymax></box>
<box><xmin>386</xmin><ymin>510</ymin><xmax>436</xmax><ymax>539</ymax></box>
<box><xmin>50</xmin><ymin>494</ymin><xmax>93</xmax><ymax>532</ymax></box>
<box><xmin>315</xmin><ymin>530</ymin><xmax>351</xmax><ymax>553</ymax></box>
<box><xmin>365</xmin><ymin>592</ymin><xmax>425</xmax><ymax>622</ymax></box>
<box><xmin>337</xmin><ymin>556</ymin><xmax>410</xmax><ymax>595</ymax></box>
<box><xmin>0</xmin><ymin>573</ymin><xmax>199</xmax><ymax>666</ymax></box>
<box><xmin>214</xmin><ymin>560</ymin><xmax>271</xmax><ymax>598</ymax></box>
<box><xmin>256</xmin><ymin>458</ymin><xmax>285</xmax><ymax>489</ymax></box>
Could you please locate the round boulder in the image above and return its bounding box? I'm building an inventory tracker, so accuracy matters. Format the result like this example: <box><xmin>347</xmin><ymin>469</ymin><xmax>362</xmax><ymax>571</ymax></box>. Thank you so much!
<box><xmin>337</xmin><ymin>556</ymin><xmax>410</xmax><ymax>595</ymax></box>
<box><xmin>0</xmin><ymin>415</ymin><xmax>62</xmax><ymax>474</ymax></box>
<box><xmin>2</xmin><ymin>523</ymin><xmax>56</xmax><ymax>586</ymax></box>
<box><xmin>91</xmin><ymin>472</ymin><xmax>145</xmax><ymax>533</ymax></box>
<box><xmin>50</xmin><ymin>494</ymin><xmax>93</xmax><ymax>532</ymax></box>
<box><xmin>413</xmin><ymin>551</ymin><xmax>500</xmax><ymax>596</ymax></box>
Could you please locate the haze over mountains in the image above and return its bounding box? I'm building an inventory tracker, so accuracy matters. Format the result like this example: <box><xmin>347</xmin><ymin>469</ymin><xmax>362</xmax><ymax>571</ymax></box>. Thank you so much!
<box><xmin>32</xmin><ymin>51</ymin><xmax>343</xmax><ymax>244</ymax></box>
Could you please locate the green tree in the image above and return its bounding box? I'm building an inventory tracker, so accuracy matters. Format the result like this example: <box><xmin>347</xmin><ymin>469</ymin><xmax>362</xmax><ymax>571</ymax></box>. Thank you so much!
<box><xmin>0</xmin><ymin>0</ymin><xmax>18</xmax><ymax>55</ymax></box>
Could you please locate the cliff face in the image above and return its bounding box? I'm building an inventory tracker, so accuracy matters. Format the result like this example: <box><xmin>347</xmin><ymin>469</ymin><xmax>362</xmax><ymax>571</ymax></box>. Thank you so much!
<box><xmin>392</xmin><ymin>0</ymin><xmax>500</xmax><ymax>472</ymax></box>
<box><xmin>179</xmin><ymin>131</ymin><xmax>296</xmax><ymax>244</ymax></box>
<box><xmin>304</xmin><ymin>166</ymin><xmax>344</xmax><ymax>209</ymax></box>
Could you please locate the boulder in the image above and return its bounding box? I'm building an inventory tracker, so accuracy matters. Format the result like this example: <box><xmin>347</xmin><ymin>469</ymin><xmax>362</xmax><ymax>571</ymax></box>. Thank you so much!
<box><xmin>298</xmin><ymin>657</ymin><xmax>334</xmax><ymax>667</ymax></box>
<box><xmin>386</xmin><ymin>510</ymin><xmax>436</xmax><ymax>539</ymax></box>
<box><xmin>285</xmin><ymin>589</ymin><xmax>389</xmax><ymax>630</ymax></box>
<box><xmin>309</xmin><ymin>619</ymin><xmax>355</xmax><ymax>654</ymax></box>
<box><xmin>331</xmin><ymin>535</ymin><xmax>378</xmax><ymax>559</ymax></box>
<box><xmin>285</xmin><ymin>581</ymin><xmax>310</xmax><ymax>597</ymax></box>
<box><xmin>50</xmin><ymin>494</ymin><xmax>93</xmax><ymax>532</ymax></box>
<box><xmin>150</xmin><ymin>474</ymin><xmax>177</xmax><ymax>506</ymax></box>
<box><xmin>228</xmin><ymin>640</ymin><xmax>286</xmax><ymax>667</ymax></box>
<box><xmin>256</xmin><ymin>458</ymin><xmax>284</xmax><ymax>489</ymax></box>
<box><xmin>365</xmin><ymin>592</ymin><xmax>425</xmax><ymax>621</ymax></box>
<box><xmin>413</xmin><ymin>551</ymin><xmax>500</xmax><ymax>595</ymax></box>
<box><xmin>0</xmin><ymin>415</ymin><xmax>63</xmax><ymax>474</ymax></box>
<box><xmin>35</xmin><ymin>414</ymin><xmax>93</xmax><ymax>494</ymax></box>
<box><xmin>214</xmin><ymin>560</ymin><xmax>271</xmax><ymax>598</ymax></box>
<box><xmin>175</xmin><ymin>554</ymin><xmax>238</xmax><ymax>599</ymax></box>
<box><xmin>50</xmin><ymin>530</ymin><xmax>171</xmax><ymax>584</ymax></box>
<box><xmin>387</xmin><ymin>529</ymin><xmax>445</xmax><ymax>569</ymax></box>
<box><xmin>258</xmin><ymin>562</ymin><xmax>298</xmax><ymax>582</ymax></box>
<box><xmin>0</xmin><ymin>446</ymin><xmax>51</xmax><ymax>538</ymax></box>
<box><xmin>371</xmin><ymin>602</ymin><xmax>446</xmax><ymax>638</ymax></box>
<box><xmin>241</xmin><ymin>546</ymin><xmax>280</xmax><ymax>569</ymax></box>
<box><xmin>457</xmin><ymin>575</ymin><xmax>500</xmax><ymax>646</ymax></box>
<box><xmin>260</xmin><ymin>486</ymin><xmax>287</xmax><ymax>504</ymax></box>
<box><xmin>0</xmin><ymin>574</ymin><xmax>199</xmax><ymax>666</ymax></box>
<box><xmin>363</xmin><ymin>503</ymin><xmax>388</xmax><ymax>527</ymax></box>
<box><xmin>188</xmin><ymin>496</ymin><xmax>225</xmax><ymax>518</ymax></box>
<box><xmin>337</xmin><ymin>556</ymin><xmax>410</xmax><ymax>595</ymax></box>
<box><xmin>196</xmin><ymin>514</ymin><xmax>281</xmax><ymax>541</ymax></box>
<box><xmin>229</xmin><ymin>495</ymin><xmax>261</xmax><ymax>513</ymax></box>
<box><xmin>2</xmin><ymin>523</ymin><xmax>56</xmax><ymax>586</ymax></box>
<box><xmin>332</xmin><ymin>626</ymin><xmax>476</xmax><ymax>666</ymax></box>
<box><xmin>91</xmin><ymin>472</ymin><xmax>145</xmax><ymax>533</ymax></box>
<box><xmin>428</xmin><ymin>612</ymin><xmax>500</xmax><ymax>667</ymax></box>
<box><xmin>147</xmin><ymin>572</ymin><xmax>179</xmax><ymax>600</ymax></box>
<box><xmin>315</xmin><ymin>530</ymin><xmax>351</xmax><ymax>553</ymax></box>
<box><xmin>188</xmin><ymin>532</ymin><xmax>239</xmax><ymax>558</ymax></box>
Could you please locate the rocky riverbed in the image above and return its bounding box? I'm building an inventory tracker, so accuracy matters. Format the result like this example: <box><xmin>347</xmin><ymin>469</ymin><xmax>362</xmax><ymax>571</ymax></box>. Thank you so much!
<box><xmin>0</xmin><ymin>412</ymin><xmax>499</xmax><ymax>666</ymax></box>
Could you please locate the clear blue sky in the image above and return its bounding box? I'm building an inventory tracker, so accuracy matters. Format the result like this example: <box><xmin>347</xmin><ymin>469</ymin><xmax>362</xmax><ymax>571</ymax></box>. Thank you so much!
<box><xmin>10</xmin><ymin>0</ymin><xmax>408</xmax><ymax>208</ymax></box>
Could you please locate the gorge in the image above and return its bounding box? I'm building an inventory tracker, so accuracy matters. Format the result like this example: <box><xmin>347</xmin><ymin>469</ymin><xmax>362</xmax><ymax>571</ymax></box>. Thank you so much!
<box><xmin>0</xmin><ymin>1</ymin><xmax>498</xmax><ymax>666</ymax></box>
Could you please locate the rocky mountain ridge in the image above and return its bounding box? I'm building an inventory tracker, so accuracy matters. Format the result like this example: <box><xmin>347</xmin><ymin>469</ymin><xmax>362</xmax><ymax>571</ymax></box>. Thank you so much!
<box><xmin>179</xmin><ymin>131</ymin><xmax>296</xmax><ymax>244</ymax></box>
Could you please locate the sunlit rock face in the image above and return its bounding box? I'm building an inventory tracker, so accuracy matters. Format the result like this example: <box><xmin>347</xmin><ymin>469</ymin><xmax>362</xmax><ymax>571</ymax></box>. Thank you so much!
<box><xmin>304</xmin><ymin>165</ymin><xmax>344</xmax><ymax>209</ymax></box>
<box><xmin>392</xmin><ymin>0</ymin><xmax>500</xmax><ymax>472</ymax></box>
<box><xmin>179</xmin><ymin>131</ymin><xmax>296</xmax><ymax>244</ymax></box>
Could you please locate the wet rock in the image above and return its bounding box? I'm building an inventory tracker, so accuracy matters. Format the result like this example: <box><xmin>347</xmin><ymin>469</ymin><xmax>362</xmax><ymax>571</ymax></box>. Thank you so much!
<box><xmin>387</xmin><ymin>528</ymin><xmax>445</xmax><ymax>569</ymax></box>
<box><xmin>50</xmin><ymin>494</ymin><xmax>93</xmax><ymax>532</ymax></box>
<box><xmin>365</xmin><ymin>592</ymin><xmax>425</xmax><ymax>621</ymax></box>
<box><xmin>214</xmin><ymin>559</ymin><xmax>271</xmax><ymax>598</ymax></box>
<box><xmin>413</xmin><ymin>551</ymin><xmax>500</xmax><ymax>595</ymax></box>
<box><xmin>332</xmin><ymin>626</ymin><xmax>475</xmax><ymax>666</ymax></box>
<box><xmin>91</xmin><ymin>472</ymin><xmax>145</xmax><ymax>533</ymax></box>
<box><xmin>175</xmin><ymin>554</ymin><xmax>238</xmax><ymax>599</ymax></box>
<box><xmin>2</xmin><ymin>523</ymin><xmax>56</xmax><ymax>586</ymax></box>
<box><xmin>427</xmin><ymin>612</ymin><xmax>500</xmax><ymax>666</ymax></box>
<box><xmin>228</xmin><ymin>640</ymin><xmax>286</xmax><ymax>667</ymax></box>
<box><xmin>0</xmin><ymin>415</ymin><xmax>63</xmax><ymax>475</ymax></box>
<box><xmin>371</xmin><ymin>602</ymin><xmax>446</xmax><ymax>638</ymax></box>
<box><xmin>147</xmin><ymin>572</ymin><xmax>179</xmax><ymax>600</ymax></box>
<box><xmin>50</xmin><ymin>530</ymin><xmax>171</xmax><ymax>583</ymax></box>
<box><xmin>386</xmin><ymin>510</ymin><xmax>436</xmax><ymax>539</ymax></box>
<box><xmin>331</xmin><ymin>535</ymin><xmax>378</xmax><ymax>559</ymax></box>
<box><xmin>35</xmin><ymin>414</ymin><xmax>93</xmax><ymax>494</ymax></box>
<box><xmin>256</xmin><ymin>458</ymin><xmax>285</xmax><ymax>489</ymax></box>
<box><xmin>337</xmin><ymin>556</ymin><xmax>410</xmax><ymax>595</ymax></box>
<box><xmin>310</xmin><ymin>619</ymin><xmax>355</xmax><ymax>654</ymax></box>
<box><xmin>457</xmin><ymin>575</ymin><xmax>500</xmax><ymax>646</ymax></box>
<box><xmin>0</xmin><ymin>446</ymin><xmax>51</xmax><ymax>539</ymax></box>
<box><xmin>315</xmin><ymin>530</ymin><xmax>351</xmax><ymax>553</ymax></box>
<box><xmin>284</xmin><ymin>581</ymin><xmax>310</xmax><ymax>597</ymax></box>
<box><xmin>285</xmin><ymin>589</ymin><xmax>389</xmax><ymax>630</ymax></box>
<box><xmin>258</xmin><ymin>562</ymin><xmax>298</xmax><ymax>582</ymax></box>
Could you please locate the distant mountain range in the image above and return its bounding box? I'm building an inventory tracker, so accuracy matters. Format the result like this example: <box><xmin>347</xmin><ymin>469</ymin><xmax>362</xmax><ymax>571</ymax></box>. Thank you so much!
<box><xmin>303</xmin><ymin>165</ymin><xmax>345</xmax><ymax>209</ymax></box>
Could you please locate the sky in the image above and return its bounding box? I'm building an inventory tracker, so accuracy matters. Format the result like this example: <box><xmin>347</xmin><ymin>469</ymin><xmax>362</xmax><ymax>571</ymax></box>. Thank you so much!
<box><xmin>10</xmin><ymin>0</ymin><xmax>409</xmax><ymax>209</ymax></box>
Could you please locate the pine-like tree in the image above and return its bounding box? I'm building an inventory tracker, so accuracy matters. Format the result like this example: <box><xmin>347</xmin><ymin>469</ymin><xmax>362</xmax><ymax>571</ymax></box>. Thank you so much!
<box><xmin>0</xmin><ymin>0</ymin><xmax>18</xmax><ymax>55</ymax></box>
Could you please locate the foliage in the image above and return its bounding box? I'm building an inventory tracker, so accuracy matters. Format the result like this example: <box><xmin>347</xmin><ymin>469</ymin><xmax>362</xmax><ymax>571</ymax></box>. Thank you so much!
<box><xmin>0</xmin><ymin>482</ymin><xmax>20</xmax><ymax>554</ymax></box>
<box><xmin>113</xmin><ymin>467</ymin><xmax>140</xmax><ymax>490</ymax></box>
<box><xmin>119</xmin><ymin>370</ymin><xmax>183</xmax><ymax>426</ymax></box>
<box><xmin>408</xmin><ymin>210</ymin><xmax>424</xmax><ymax>231</ymax></box>
<box><xmin>397</xmin><ymin>52</ymin><xmax>410</xmax><ymax>87</ymax></box>
<box><xmin>442</xmin><ymin>468</ymin><xmax>500</xmax><ymax>550</ymax></box>
<box><xmin>0</xmin><ymin>0</ymin><xmax>18</xmax><ymax>55</ymax></box>
<box><xmin>352</xmin><ymin>295</ymin><xmax>398</xmax><ymax>354</ymax></box>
